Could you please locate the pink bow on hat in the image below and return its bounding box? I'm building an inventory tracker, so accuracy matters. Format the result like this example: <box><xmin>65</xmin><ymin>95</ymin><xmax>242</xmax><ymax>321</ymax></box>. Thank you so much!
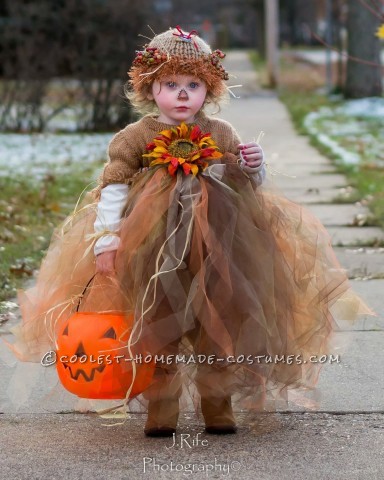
<box><xmin>172</xmin><ymin>25</ymin><xmax>199</xmax><ymax>50</ymax></box>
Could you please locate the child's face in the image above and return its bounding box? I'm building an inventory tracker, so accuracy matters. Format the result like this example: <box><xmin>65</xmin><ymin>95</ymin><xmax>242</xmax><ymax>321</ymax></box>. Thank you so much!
<box><xmin>150</xmin><ymin>75</ymin><xmax>208</xmax><ymax>124</ymax></box>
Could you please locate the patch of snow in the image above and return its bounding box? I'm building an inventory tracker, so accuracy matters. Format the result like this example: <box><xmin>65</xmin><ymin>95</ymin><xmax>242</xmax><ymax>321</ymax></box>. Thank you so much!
<box><xmin>317</xmin><ymin>132</ymin><xmax>360</xmax><ymax>165</ymax></box>
<box><xmin>0</xmin><ymin>133</ymin><xmax>111</xmax><ymax>180</ymax></box>
<box><xmin>304</xmin><ymin>99</ymin><xmax>384</xmax><ymax>167</ymax></box>
<box><xmin>335</xmin><ymin>97</ymin><xmax>384</xmax><ymax>118</ymax></box>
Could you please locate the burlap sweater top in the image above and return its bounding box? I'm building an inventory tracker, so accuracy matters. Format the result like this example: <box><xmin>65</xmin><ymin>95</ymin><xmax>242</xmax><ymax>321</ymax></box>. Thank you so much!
<box><xmin>99</xmin><ymin>112</ymin><xmax>242</xmax><ymax>188</ymax></box>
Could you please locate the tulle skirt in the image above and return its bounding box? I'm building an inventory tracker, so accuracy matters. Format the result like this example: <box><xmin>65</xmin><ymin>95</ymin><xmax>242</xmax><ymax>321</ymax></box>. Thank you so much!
<box><xmin>6</xmin><ymin>162</ymin><xmax>373</xmax><ymax>418</ymax></box>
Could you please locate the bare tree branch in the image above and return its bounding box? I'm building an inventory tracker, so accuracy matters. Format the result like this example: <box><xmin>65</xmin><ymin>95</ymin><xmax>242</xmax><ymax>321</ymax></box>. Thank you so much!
<box><xmin>356</xmin><ymin>0</ymin><xmax>384</xmax><ymax>19</ymax></box>
<box><xmin>308</xmin><ymin>28</ymin><xmax>384</xmax><ymax>70</ymax></box>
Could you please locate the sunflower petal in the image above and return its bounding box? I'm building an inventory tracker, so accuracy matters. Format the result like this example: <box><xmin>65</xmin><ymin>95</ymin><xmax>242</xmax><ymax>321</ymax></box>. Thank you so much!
<box><xmin>168</xmin><ymin>163</ymin><xmax>177</xmax><ymax>176</ymax></box>
<box><xmin>159</xmin><ymin>129</ymin><xmax>173</xmax><ymax>140</ymax></box>
<box><xmin>200</xmin><ymin>133</ymin><xmax>211</xmax><ymax>141</ymax></box>
<box><xmin>149</xmin><ymin>158</ymin><xmax>170</xmax><ymax>166</ymax></box>
<box><xmin>200</xmin><ymin>148</ymin><xmax>216</xmax><ymax>158</ymax></box>
<box><xmin>170</xmin><ymin>157</ymin><xmax>180</xmax><ymax>168</ymax></box>
<box><xmin>143</xmin><ymin>152</ymin><xmax>163</xmax><ymax>159</ymax></box>
<box><xmin>154</xmin><ymin>139</ymin><xmax>169</xmax><ymax>148</ymax></box>
<box><xmin>190</xmin><ymin>125</ymin><xmax>201</xmax><ymax>142</ymax></box>
<box><xmin>190</xmin><ymin>164</ymin><xmax>199</xmax><ymax>176</ymax></box>
<box><xmin>153</xmin><ymin>146</ymin><xmax>169</xmax><ymax>154</ymax></box>
<box><xmin>179</xmin><ymin>122</ymin><xmax>188</xmax><ymax>137</ymax></box>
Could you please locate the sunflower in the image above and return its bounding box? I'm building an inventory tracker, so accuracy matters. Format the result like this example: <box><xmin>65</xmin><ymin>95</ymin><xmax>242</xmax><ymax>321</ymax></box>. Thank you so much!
<box><xmin>143</xmin><ymin>122</ymin><xmax>223</xmax><ymax>177</ymax></box>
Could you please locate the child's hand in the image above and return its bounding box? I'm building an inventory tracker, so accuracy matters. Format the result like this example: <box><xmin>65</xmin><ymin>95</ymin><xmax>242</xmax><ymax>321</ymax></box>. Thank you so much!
<box><xmin>95</xmin><ymin>250</ymin><xmax>117</xmax><ymax>274</ymax></box>
<box><xmin>238</xmin><ymin>142</ymin><xmax>264</xmax><ymax>171</ymax></box>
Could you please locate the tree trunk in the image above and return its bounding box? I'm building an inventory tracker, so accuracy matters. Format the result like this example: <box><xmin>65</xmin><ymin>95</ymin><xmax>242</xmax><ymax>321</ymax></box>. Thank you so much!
<box><xmin>265</xmin><ymin>0</ymin><xmax>279</xmax><ymax>88</ymax></box>
<box><xmin>253</xmin><ymin>0</ymin><xmax>266</xmax><ymax>58</ymax></box>
<box><xmin>344</xmin><ymin>0</ymin><xmax>382</xmax><ymax>98</ymax></box>
<box><xmin>332</xmin><ymin>0</ymin><xmax>345</xmax><ymax>93</ymax></box>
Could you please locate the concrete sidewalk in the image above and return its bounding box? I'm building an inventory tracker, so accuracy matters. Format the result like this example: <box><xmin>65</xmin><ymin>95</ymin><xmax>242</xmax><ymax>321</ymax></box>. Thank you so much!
<box><xmin>1</xmin><ymin>50</ymin><xmax>384</xmax><ymax>480</ymax></box>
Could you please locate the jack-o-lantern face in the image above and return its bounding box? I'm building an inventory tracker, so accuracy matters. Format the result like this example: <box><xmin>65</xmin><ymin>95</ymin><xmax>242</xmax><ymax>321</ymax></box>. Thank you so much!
<box><xmin>56</xmin><ymin>312</ymin><xmax>154</xmax><ymax>399</ymax></box>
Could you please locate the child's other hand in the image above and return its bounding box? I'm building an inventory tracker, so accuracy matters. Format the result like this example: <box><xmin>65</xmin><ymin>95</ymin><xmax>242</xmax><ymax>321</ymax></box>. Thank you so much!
<box><xmin>238</xmin><ymin>142</ymin><xmax>264</xmax><ymax>170</ymax></box>
<box><xmin>95</xmin><ymin>250</ymin><xmax>117</xmax><ymax>274</ymax></box>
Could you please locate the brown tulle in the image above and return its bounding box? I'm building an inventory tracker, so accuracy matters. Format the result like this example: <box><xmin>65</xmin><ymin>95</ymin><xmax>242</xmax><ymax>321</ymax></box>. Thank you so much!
<box><xmin>7</xmin><ymin>162</ymin><xmax>374</xmax><ymax>419</ymax></box>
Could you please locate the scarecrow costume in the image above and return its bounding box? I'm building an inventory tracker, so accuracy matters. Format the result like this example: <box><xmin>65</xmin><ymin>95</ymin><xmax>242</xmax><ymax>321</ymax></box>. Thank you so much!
<box><xmin>7</xmin><ymin>27</ymin><xmax>373</xmax><ymax>436</ymax></box>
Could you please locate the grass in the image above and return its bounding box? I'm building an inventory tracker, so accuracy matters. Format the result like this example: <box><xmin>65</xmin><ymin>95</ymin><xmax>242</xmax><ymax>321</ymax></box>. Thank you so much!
<box><xmin>271</xmin><ymin>52</ymin><xmax>384</xmax><ymax>228</ymax></box>
<box><xmin>0</xmin><ymin>164</ymin><xmax>101</xmax><ymax>307</ymax></box>
<box><xmin>342</xmin><ymin>166</ymin><xmax>384</xmax><ymax>227</ymax></box>
<box><xmin>277</xmin><ymin>52</ymin><xmax>340</xmax><ymax>132</ymax></box>
<box><xmin>279</xmin><ymin>90</ymin><xmax>336</xmax><ymax>134</ymax></box>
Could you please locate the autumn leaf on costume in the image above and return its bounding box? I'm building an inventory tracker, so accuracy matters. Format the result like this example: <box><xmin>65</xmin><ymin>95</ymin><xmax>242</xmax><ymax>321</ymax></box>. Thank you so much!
<box><xmin>143</xmin><ymin>122</ymin><xmax>222</xmax><ymax>177</ymax></box>
<box><xmin>376</xmin><ymin>24</ymin><xmax>384</xmax><ymax>39</ymax></box>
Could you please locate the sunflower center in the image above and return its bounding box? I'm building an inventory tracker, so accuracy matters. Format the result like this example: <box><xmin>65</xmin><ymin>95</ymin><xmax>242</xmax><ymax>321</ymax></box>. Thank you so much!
<box><xmin>168</xmin><ymin>139</ymin><xmax>196</xmax><ymax>158</ymax></box>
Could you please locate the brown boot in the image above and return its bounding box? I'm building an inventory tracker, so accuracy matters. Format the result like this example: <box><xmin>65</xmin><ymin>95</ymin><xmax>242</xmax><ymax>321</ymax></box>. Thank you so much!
<box><xmin>144</xmin><ymin>398</ymin><xmax>179</xmax><ymax>437</ymax></box>
<box><xmin>201</xmin><ymin>396</ymin><xmax>237</xmax><ymax>434</ymax></box>
<box><xmin>142</xmin><ymin>360</ymin><xmax>181</xmax><ymax>437</ymax></box>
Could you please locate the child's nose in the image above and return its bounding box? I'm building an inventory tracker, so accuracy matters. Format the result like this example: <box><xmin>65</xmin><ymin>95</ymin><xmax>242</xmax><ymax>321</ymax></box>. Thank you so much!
<box><xmin>177</xmin><ymin>89</ymin><xmax>188</xmax><ymax>100</ymax></box>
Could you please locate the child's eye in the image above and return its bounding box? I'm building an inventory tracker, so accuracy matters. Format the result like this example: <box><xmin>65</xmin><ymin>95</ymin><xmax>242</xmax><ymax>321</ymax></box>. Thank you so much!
<box><xmin>189</xmin><ymin>82</ymin><xmax>199</xmax><ymax>89</ymax></box>
<box><xmin>165</xmin><ymin>81</ymin><xmax>176</xmax><ymax>88</ymax></box>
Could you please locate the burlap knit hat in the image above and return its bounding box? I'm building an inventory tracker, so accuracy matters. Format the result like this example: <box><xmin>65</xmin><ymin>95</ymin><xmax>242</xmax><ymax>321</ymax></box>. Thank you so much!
<box><xmin>128</xmin><ymin>26</ymin><xmax>229</xmax><ymax>98</ymax></box>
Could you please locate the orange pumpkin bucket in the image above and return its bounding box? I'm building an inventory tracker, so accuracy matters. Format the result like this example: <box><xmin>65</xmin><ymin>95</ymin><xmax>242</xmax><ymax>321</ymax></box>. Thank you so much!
<box><xmin>56</xmin><ymin>311</ymin><xmax>155</xmax><ymax>399</ymax></box>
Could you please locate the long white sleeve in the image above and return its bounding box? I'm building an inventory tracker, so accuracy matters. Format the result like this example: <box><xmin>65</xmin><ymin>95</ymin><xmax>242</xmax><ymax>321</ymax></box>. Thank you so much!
<box><xmin>93</xmin><ymin>184</ymin><xmax>129</xmax><ymax>256</ymax></box>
